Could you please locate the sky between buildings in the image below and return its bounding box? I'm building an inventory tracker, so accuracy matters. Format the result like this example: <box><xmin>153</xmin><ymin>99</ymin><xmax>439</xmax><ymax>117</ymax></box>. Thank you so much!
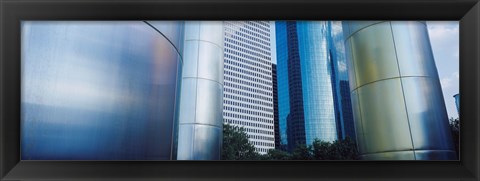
<box><xmin>269</xmin><ymin>21</ymin><xmax>459</xmax><ymax>120</ymax></box>
<box><xmin>427</xmin><ymin>21</ymin><xmax>459</xmax><ymax>119</ymax></box>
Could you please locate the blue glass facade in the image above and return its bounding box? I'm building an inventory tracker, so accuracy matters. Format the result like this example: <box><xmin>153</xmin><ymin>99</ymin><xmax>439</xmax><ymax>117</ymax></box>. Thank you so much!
<box><xmin>276</xmin><ymin>21</ymin><xmax>291</xmax><ymax>148</ymax></box>
<box><xmin>327</xmin><ymin>21</ymin><xmax>356</xmax><ymax>141</ymax></box>
<box><xmin>276</xmin><ymin>21</ymin><xmax>340</xmax><ymax>150</ymax></box>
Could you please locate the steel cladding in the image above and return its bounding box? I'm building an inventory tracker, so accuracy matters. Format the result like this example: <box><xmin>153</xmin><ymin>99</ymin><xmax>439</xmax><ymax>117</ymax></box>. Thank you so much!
<box><xmin>21</xmin><ymin>21</ymin><xmax>184</xmax><ymax>160</ymax></box>
<box><xmin>176</xmin><ymin>21</ymin><xmax>224</xmax><ymax>160</ymax></box>
<box><xmin>342</xmin><ymin>21</ymin><xmax>456</xmax><ymax>160</ymax></box>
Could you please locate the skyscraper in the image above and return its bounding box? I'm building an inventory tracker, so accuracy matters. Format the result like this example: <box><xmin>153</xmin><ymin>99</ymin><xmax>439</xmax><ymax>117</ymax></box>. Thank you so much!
<box><xmin>327</xmin><ymin>21</ymin><xmax>356</xmax><ymax>141</ymax></box>
<box><xmin>272</xmin><ymin>64</ymin><xmax>280</xmax><ymax>149</ymax></box>
<box><xmin>223</xmin><ymin>21</ymin><xmax>275</xmax><ymax>154</ymax></box>
<box><xmin>276</xmin><ymin>21</ymin><xmax>338</xmax><ymax>151</ymax></box>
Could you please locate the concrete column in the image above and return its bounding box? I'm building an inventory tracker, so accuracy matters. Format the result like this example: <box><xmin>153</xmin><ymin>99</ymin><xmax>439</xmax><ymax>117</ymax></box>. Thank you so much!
<box><xmin>177</xmin><ymin>21</ymin><xmax>224</xmax><ymax>160</ymax></box>
<box><xmin>342</xmin><ymin>21</ymin><xmax>456</xmax><ymax>160</ymax></box>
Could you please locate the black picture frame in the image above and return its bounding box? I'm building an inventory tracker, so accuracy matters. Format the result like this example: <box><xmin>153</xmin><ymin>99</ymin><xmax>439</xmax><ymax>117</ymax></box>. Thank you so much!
<box><xmin>1</xmin><ymin>0</ymin><xmax>479</xmax><ymax>180</ymax></box>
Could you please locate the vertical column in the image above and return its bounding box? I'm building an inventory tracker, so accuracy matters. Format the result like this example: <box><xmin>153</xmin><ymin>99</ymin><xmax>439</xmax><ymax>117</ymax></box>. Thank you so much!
<box><xmin>177</xmin><ymin>21</ymin><xmax>224</xmax><ymax>160</ymax></box>
<box><xmin>342</xmin><ymin>21</ymin><xmax>456</xmax><ymax>160</ymax></box>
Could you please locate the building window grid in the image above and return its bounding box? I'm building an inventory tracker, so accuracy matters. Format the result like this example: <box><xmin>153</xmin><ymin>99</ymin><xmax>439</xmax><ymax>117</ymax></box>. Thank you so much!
<box><xmin>224</xmin><ymin>86</ymin><xmax>273</xmax><ymax>102</ymax></box>
<box><xmin>225</xmin><ymin>38</ymin><xmax>270</xmax><ymax>58</ymax></box>
<box><xmin>224</xmin><ymin>68</ymin><xmax>271</xmax><ymax>88</ymax></box>
<box><xmin>224</xmin><ymin>63</ymin><xmax>272</xmax><ymax>82</ymax></box>
<box><xmin>224</xmin><ymin>37</ymin><xmax>271</xmax><ymax>62</ymax></box>
<box><xmin>223</xmin><ymin>91</ymin><xmax>273</xmax><ymax>108</ymax></box>
<box><xmin>224</xmin><ymin>81</ymin><xmax>272</xmax><ymax>98</ymax></box>
<box><xmin>225</xmin><ymin>21</ymin><xmax>271</xmax><ymax>39</ymax></box>
<box><xmin>224</xmin><ymin>67</ymin><xmax>272</xmax><ymax>87</ymax></box>
<box><xmin>224</xmin><ymin>21</ymin><xmax>275</xmax><ymax>154</ymax></box>
<box><xmin>224</xmin><ymin>58</ymin><xmax>272</xmax><ymax>76</ymax></box>
<box><xmin>225</xmin><ymin>32</ymin><xmax>271</xmax><ymax>53</ymax></box>
<box><xmin>225</xmin><ymin>52</ymin><xmax>271</xmax><ymax>71</ymax></box>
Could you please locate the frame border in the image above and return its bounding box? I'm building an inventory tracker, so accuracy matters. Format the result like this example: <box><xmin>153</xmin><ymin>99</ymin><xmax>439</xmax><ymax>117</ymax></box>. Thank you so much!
<box><xmin>1</xmin><ymin>0</ymin><xmax>479</xmax><ymax>180</ymax></box>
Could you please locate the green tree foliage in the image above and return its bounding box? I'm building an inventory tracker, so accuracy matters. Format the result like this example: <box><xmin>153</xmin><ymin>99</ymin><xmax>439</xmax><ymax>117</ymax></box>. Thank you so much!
<box><xmin>222</xmin><ymin>124</ymin><xmax>260</xmax><ymax>160</ymax></box>
<box><xmin>449</xmin><ymin>117</ymin><xmax>460</xmax><ymax>158</ymax></box>
<box><xmin>221</xmin><ymin>123</ymin><xmax>360</xmax><ymax>160</ymax></box>
<box><xmin>265</xmin><ymin>149</ymin><xmax>291</xmax><ymax>160</ymax></box>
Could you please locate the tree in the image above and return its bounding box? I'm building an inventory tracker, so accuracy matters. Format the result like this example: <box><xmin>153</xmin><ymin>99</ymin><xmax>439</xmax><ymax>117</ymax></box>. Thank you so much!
<box><xmin>291</xmin><ymin>144</ymin><xmax>313</xmax><ymax>160</ymax></box>
<box><xmin>266</xmin><ymin>148</ymin><xmax>291</xmax><ymax>160</ymax></box>
<box><xmin>222</xmin><ymin>124</ymin><xmax>260</xmax><ymax>160</ymax></box>
<box><xmin>311</xmin><ymin>137</ymin><xmax>359</xmax><ymax>160</ymax></box>
<box><xmin>449</xmin><ymin>117</ymin><xmax>460</xmax><ymax>158</ymax></box>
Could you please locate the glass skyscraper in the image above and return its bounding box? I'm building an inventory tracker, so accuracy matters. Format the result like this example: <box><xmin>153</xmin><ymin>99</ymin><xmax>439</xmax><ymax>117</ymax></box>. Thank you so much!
<box><xmin>327</xmin><ymin>21</ymin><xmax>356</xmax><ymax>141</ymax></box>
<box><xmin>223</xmin><ymin>21</ymin><xmax>275</xmax><ymax>154</ymax></box>
<box><xmin>276</xmin><ymin>21</ymin><xmax>338</xmax><ymax>151</ymax></box>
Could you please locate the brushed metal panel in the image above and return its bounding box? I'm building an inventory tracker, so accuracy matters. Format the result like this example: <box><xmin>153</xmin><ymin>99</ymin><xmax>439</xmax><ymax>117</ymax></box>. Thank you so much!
<box><xmin>195</xmin><ymin>79</ymin><xmax>223</xmax><ymax>127</ymax></box>
<box><xmin>351</xmin><ymin>90</ymin><xmax>367</xmax><ymax>154</ymax></box>
<box><xmin>414</xmin><ymin>150</ymin><xmax>457</xmax><ymax>160</ymax></box>
<box><xmin>177</xmin><ymin>79</ymin><xmax>198</xmax><ymax>125</ymax></box>
<box><xmin>344</xmin><ymin>39</ymin><xmax>357</xmax><ymax>90</ymax></box>
<box><xmin>21</xmin><ymin>21</ymin><xmax>181</xmax><ymax>160</ymax></box>
<box><xmin>391</xmin><ymin>21</ymin><xmax>438</xmax><ymax>77</ymax></box>
<box><xmin>184</xmin><ymin>21</ymin><xmax>201</xmax><ymax>41</ymax></box>
<box><xmin>198</xmin><ymin>21</ymin><xmax>224</xmax><ymax>45</ymax></box>
<box><xmin>357</xmin><ymin>79</ymin><xmax>413</xmax><ymax>154</ymax></box>
<box><xmin>402</xmin><ymin>77</ymin><xmax>454</xmax><ymax>151</ymax></box>
<box><xmin>350</xmin><ymin>22</ymin><xmax>400</xmax><ymax>87</ymax></box>
<box><xmin>192</xmin><ymin>125</ymin><xmax>222</xmax><ymax>160</ymax></box>
<box><xmin>181</xmin><ymin>41</ymin><xmax>199</xmax><ymax>78</ymax></box>
<box><xmin>196</xmin><ymin>41</ymin><xmax>224</xmax><ymax>83</ymax></box>
<box><xmin>177</xmin><ymin>124</ymin><xmax>195</xmax><ymax>160</ymax></box>
<box><xmin>347</xmin><ymin>21</ymin><xmax>383</xmax><ymax>38</ymax></box>
<box><xmin>361</xmin><ymin>150</ymin><xmax>415</xmax><ymax>160</ymax></box>
<box><xmin>146</xmin><ymin>21</ymin><xmax>185</xmax><ymax>54</ymax></box>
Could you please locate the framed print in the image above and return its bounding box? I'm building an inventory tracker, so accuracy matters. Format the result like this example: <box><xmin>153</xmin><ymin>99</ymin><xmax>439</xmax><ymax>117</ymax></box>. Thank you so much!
<box><xmin>1</xmin><ymin>0</ymin><xmax>479</xmax><ymax>180</ymax></box>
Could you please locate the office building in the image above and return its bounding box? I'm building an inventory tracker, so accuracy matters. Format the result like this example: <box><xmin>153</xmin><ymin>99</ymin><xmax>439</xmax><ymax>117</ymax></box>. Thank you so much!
<box><xmin>342</xmin><ymin>21</ymin><xmax>456</xmax><ymax>160</ymax></box>
<box><xmin>276</xmin><ymin>21</ymin><xmax>338</xmax><ymax>151</ymax></box>
<box><xmin>327</xmin><ymin>21</ymin><xmax>356</xmax><ymax>141</ymax></box>
<box><xmin>272</xmin><ymin>64</ymin><xmax>280</xmax><ymax>149</ymax></box>
<box><xmin>223</xmin><ymin>21</ymin><xmax>275</xmax><ymax>154</ymax></box>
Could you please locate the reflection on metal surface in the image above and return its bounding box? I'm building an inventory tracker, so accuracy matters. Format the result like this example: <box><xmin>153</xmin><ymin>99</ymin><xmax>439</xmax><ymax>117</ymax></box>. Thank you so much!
<box><xmin>177</xmin><ymin>21</ymin><xmax>224</xmax><ymax>160</ymax></box>
<box><xmin>21</xmin><ymin>21</ymin><xmax>183</xmax><ymax>160</ymax></box>
<box><xmin>343</xmin><ymin>21</ymin><xmax>456</xmax><ymax>160</ymax></box>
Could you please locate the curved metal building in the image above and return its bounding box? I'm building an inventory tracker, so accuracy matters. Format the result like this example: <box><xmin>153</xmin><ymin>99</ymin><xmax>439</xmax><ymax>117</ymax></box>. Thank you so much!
<box><xmin>342</xmin><ymin>21</ymin><xmax>456</xmax><ymax>160</ymax></box>
<box><xmin>176</xmin><ymin>21</ymin><xmax>224</xmax><ymax>160</ymax></box>
<box><xmin>21</xmin><ymin>21</ymin><xmax>184</xmax><ymax>160</ymax></box>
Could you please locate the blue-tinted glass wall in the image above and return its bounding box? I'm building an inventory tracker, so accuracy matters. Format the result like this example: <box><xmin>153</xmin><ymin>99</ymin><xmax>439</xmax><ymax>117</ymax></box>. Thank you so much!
<box><xmin>275</xmin><ymin>21</ymin><xmax>290</xmax><ymax>150</ymax></box>
<box><xmin>327</xmin><ymin>21</ymin><xmax>356</xmax><ymax>141</ymax></box>
<box><xmin>276</xmin><ymin>21</ymin><xmax>338</xmax><ymax>151</ymax></box>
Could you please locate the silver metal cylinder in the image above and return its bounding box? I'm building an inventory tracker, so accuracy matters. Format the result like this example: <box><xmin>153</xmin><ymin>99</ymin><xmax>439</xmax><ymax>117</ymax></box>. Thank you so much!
<box><xmin>342</xmin><ymin>21</ymin><xmax>456</xmax><ymax>160</ymax></box>
<box><xmin>176</xmin><ymin>21</ymin><xmax>224</xmax><ymax>160</ymax></box>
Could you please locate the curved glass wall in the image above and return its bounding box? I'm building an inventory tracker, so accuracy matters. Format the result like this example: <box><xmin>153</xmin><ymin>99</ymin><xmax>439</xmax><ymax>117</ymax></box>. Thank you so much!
<box><xmin>297</xmin><ymin>22</ymin><xmax>337</xmax><ymax>144</ymax></box>
<box><xmin>21</xmin><ymin>21</ymin><xmax>184</xmax><ymax>160</ymax></box>
<box><xmin>276</xmin><ymin>21</ymin><xmax>338</xmax><ymax>151</ymax></box>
